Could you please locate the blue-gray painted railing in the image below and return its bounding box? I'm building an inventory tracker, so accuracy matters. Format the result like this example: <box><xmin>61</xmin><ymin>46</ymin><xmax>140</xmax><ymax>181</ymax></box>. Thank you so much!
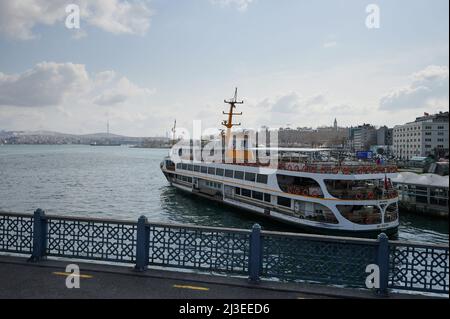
<box><xmin>0</xmin><ymin>210</ymin><xmax>448</xmax><ymax>296</ymax></box>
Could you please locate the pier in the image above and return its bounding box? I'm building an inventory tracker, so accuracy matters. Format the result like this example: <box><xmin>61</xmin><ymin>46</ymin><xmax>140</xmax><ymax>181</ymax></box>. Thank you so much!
<box><xmin>1</xmin><ymin>210</ymin><xmax>448</xmax><ymax>298</ymax></box>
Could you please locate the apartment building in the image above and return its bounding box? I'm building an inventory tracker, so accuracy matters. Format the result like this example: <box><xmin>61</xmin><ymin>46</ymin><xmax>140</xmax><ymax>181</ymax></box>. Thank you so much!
<box><xmin>393</xmin><ymin>111</ymin><xmax>449</xmax><ymax>160</ymax></box>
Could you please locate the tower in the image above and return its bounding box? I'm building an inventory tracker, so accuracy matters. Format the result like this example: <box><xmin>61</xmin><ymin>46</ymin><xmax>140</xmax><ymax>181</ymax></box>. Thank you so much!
<box><xmin>334</xmin><ymin>118</ymin><xmax>338</xmax><ymax>130</ymax></box>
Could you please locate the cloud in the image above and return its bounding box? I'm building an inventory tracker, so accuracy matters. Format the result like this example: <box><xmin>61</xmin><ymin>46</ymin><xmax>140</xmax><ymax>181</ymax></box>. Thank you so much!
<box><xmin>380</xmin><ymin>65</ymin><xmax>449</xmax><ymax>110</ymax></box>
<box><xmin>323</xmin><ymin>41</ymin><xmax>337</xmax><ymax>49</ymax></box>
<box><xmin>269</xmin><ymin>92</ymin><xmax>326</xmax><ymax>113</ymax></box>
<box><xmin>0</xmin><ymin>0</ymin><xmax>153</xmax><ymax>40</ymax></box>
<box><xmin>210</xmin><ymin>0</ymin><xmax>254</xmax><ymax>12</ymax></box>
<box><xmin>0</xmin><ymin>62</ymin><xmax>89</xmax><ymax>107</ymax></box>
<box><xmin>0</xmin><ymin>62</ymin><xmax>154</xmax><ymax>108</ymax></box>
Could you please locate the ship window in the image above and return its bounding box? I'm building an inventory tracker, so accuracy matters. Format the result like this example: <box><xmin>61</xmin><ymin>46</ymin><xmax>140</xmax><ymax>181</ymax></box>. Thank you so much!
<box><xmin>277</xmin><ymin>196</ymin><xmax>291</xmax><ymax>208</ymax></box>
<box><xmin>245</xmin><ymin>172</ymin><xmax>256</xmax><ymax>182</ymax></box>
<box><xmin>216</xmin><ymin>168</ymin><xmax>224</xmax><ymax>176</ymax></box>
<box><xmin>264</xmin><ymin>193</ymin><xmax>271</xmax><ymax>203</ymax></box>
<box><xmin>187</xmin><ymin>164</ymin><xmax>193</xmax><ymax>171</ymax></box>
<box><xmin>257</xmin><ymin>174</ymin><xmax>268</xmax><ymax>184</ymax></box>
<box><xmin>182</xmin><ymin>164</ymin><xmax>188</xmax><ymax>170</ymax></box>
<box><xmin>242</xmin><ymin>188</ymin><xmax>251</xmax><ymax>197</ymax></box>
<box><xmin>277</xmin><ymin>174</ymin><xmax>323</xmax><ymax>198</ymax></box>
<box><xmin>384</xmin><ymin>203</ymin><xmax>398</xmax><ymax>222</ymax></box>
<box><xmin>294</xmin><ymin>201</ymin><xmax>338</xmax><ymax>224</ymax></box>
<box><xmin>193</xmin><ymin>165</ymin><xmax>200</xmax><ymax>172</ymax></box>
<box><xmin>176</xmin><ymin>163</ymin><xmax>182</xmax><ymax>169</ymax></box>
<box><xmin>225</xmin><ymin>170</ymin><xmax>234</xmax><ymax>178</ymax></box>
<box><xmin>234</xmin><ymin>171</ymin><xmax>244</xmax><ymax>180</ymax></box>
<box><xmin>337</xmin><ymin>205</ymin><xmax>382</xmax><ymax>225</ymax></box>
<box><xmin>208</xmin><ymin>167</ymin><xmax>215</xmax><ymax>175</ymax></box>
<box><xmin>252</xmin><ymin>191</ymin><xmax>263</xmax><ymax>201</ymax></box>
<box><xmin>235</xmin><ymin>187</ymin><xmax>241</xmax><ymax>195</ymax></box>
<box><xmin>325</xmin><ymin>179</ymin><xmax>394</xmax><ymax>200</ymax></box>
<box><xmin>201</xmin><ymin>166</ymin><xmax>207</xmax><ymax>174</ymax></box>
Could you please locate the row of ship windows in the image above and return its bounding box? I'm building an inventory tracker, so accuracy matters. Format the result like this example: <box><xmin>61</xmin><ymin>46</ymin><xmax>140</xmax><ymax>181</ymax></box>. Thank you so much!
<box><xmin>176</xmin><ymin>175</ymin><xmax>193</xmax><ymax>183</ymax></box>
<box><xmin>235</xmin><ymin>187</ymin><xmax>292</xmax><ymax>207</ymax></box>
<box><xmin>176</xmin><ymin>163</ymin><xmax>269</xmax><ymax>184</ymax></box>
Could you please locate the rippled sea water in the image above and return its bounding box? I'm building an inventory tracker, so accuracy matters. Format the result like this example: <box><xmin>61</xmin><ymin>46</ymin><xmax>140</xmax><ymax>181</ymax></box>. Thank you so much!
<box><xmin>0</xmin><ymin>145</ymin><xmax>448</xmax><ymax>244</ymax></box>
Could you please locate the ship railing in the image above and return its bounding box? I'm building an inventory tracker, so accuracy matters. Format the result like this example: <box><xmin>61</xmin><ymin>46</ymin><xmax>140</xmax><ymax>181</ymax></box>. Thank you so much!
<box><xmin>326</xmin><ymin>189</ymin><xmax>399</xmax><ymax>201</ymax></box>
<box><xmin>277</xmin><ymin>162</ymin><xmax>398</xmax><ymax>174</ymax></box>
<box><xmin>0</xmin><ymin>210</ymin><xmax>447</xmax><ymax>296</ymax></box>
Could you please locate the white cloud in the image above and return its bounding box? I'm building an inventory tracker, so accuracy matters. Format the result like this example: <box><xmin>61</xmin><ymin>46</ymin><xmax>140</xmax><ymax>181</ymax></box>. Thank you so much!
<box><xmin>0</xmin><ymin>61</ymin><xmax>160</xmax><ymax>136</ymax></box>
<box><xmin>0</xmin><ymin>62</ymin><xmax>154</xmax><ymax>108</ymax></box>
<box><xmin>0</xmin><ymin>62</ymin><xmax>89</xmax><ymax>107</ymax></box>
<box><xmin>268</xmin><ymin>92</ymin><xmax>326</xmax><ymax>113</ymax></box>
<box><xmin>0</xmin><ymin>0</ymin><xmax>153</xmax><ymax>40</ymax></box>
<box><xmin>323</xmin><ymin>41</ymin><xmax>337</xmax><ymax>48</ymax></box>
<box><xmin>380</xmin><ymin>65</ymin><xmax>449</xmax><ymax>110</ymax></box>
<box><xmin>210</xmin><ymin>0</ymin><xmax>254</xmax><ymax>12</ymax></box>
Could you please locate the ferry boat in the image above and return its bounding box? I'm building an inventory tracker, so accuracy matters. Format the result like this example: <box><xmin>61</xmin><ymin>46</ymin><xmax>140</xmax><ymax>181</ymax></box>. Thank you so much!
<box><xmin>160</xmin><ymin>90</ymin><xmax>400</xmax><ymax>238</ymax></box>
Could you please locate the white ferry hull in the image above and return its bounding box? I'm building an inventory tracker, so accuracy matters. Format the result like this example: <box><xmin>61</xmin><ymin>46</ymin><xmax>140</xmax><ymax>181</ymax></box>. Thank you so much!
<box><xmin>163</xmin><ymin>166</ymin><xmax>399</xmax><ymax>238</ymax></box>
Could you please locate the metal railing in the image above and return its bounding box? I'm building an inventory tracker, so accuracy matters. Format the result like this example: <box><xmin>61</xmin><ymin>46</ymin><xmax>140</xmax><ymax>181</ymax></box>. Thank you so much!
<box><xmin>0</xmin><ymin>210</ymin><xmax>448</xmax><ymax>296</ymax></box>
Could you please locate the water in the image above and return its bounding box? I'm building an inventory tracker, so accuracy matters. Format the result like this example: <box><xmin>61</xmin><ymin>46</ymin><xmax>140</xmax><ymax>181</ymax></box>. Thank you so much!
<box><xmin>0</xmin><ymin>145</ymin><xmax>448</xmax><ymax>244</ymax></box>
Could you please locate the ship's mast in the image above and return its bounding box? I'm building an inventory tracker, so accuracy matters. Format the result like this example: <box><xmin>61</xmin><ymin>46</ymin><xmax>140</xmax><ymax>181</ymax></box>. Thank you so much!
<box><xmin>171</xmin><ymin>119</ymin><xmax>177</xmax><ymax>146</ymax></box>
<box><xmin>222</xmin><ymin>88</ymin><xmax>243</xmax><ymax>144</ymax></box>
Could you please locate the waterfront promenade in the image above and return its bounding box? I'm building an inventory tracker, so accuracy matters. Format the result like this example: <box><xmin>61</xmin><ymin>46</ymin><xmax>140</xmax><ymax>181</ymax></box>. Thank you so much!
<box><xmin>0</xmin><ymin>255</ymin><xmax>435</xmax><ymax>299</ymax></box>
<box><xmin>0</xmin><ymin>210</ymin><xmax>448</xmax><ymax>299</ymax></box>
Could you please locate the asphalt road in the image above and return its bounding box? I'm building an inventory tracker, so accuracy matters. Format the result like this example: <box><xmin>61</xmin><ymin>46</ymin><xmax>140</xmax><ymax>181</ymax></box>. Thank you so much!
<box><xmin>0</xmin><ymin>258</ymin><xmax>315</xmax><ymax>299</ymax></box>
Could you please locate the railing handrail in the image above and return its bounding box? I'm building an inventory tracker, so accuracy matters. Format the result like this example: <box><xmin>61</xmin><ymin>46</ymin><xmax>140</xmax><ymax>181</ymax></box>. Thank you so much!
<box><xmin>1</xmin><ymin>210</ymin><xmax>448</xmax><ymax>296</ymax></box>
<box><xmin>1</xmin><ymin>211</ymin><xmax>447</xmax><ymax>249</ymax></box>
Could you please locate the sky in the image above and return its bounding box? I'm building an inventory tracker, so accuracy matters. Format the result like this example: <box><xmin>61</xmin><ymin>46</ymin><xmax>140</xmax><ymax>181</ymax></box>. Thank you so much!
<box><xmin>0</xmin><ymin>0</ymin><xmax>448</xmax><ymax>137</ymax></box>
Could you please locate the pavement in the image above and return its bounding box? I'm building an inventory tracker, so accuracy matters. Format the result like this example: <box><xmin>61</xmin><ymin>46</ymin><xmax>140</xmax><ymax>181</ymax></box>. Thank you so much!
<box><xmin>0</xmin><ymin>255</ymin><xmax>438</xmax><ymax>299</ymax></box>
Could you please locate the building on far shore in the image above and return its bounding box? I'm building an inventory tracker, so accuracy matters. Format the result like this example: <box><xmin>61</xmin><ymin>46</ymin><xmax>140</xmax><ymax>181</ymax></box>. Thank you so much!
<box><xmin>393</xmin><ymin>111</ymin><xmax>449</xmax><ymax>160</ymax></box>
<box><xmin>349</xmin><ymin>124</ymin><xmax>377</xmax><ymax>151</ymax></box>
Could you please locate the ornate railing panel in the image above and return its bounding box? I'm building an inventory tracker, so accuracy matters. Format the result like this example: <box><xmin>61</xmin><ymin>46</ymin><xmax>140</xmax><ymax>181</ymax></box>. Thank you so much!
<box><xmin>148</xmin><ymin>224</ymin><xmax>250</xmax><ymax>275</ymax></box>
<box><xmin>0</xmin><ymin>213</ymin><xmax>33</xmax><ymax>254</ymax></box>
<box><xmin>0</xmin><ymin>211</ymin><xmax>448</xmax><ymax>296</ymax></box>
<box><xmin>389</xmin><ymin>242</ymin><xmax>449</xmax><ymax>294</ymax></box>
<box><xmin>261</xmin><ymin>233</ymin><xmax>378</xmax><ymax>287</ymax></box>
<box><xmin>46</xmin><ymin>217</ymin><xmax>137</xmax><ymax>263</ymax></box>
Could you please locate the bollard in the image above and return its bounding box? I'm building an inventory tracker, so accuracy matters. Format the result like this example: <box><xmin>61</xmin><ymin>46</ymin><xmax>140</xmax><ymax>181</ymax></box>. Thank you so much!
<box><xmin>248</xmin><ymin>223</ymin><xmax>262</xmax><ymax>283</ymax></box>
<box><xmin>134</xmin><ymin>215</ymin><xmax>150</xmax><ymax>272</ymax></box>
<box><xmin>28</xmin><ymin>208</ymin><xmax>48</xmax><ymax>262</ymax></box>
<box><xmin>376</xmin><ymin>232</ymin><xmax>390</xmax><ymax>296</ymax></box>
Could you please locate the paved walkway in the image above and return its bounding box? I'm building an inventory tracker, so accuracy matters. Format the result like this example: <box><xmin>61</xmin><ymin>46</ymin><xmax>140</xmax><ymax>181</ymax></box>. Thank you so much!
<box><xmin>0</xmin><ymin>255</ymin><xmax>434</xmax><ymax>299</ymax></box>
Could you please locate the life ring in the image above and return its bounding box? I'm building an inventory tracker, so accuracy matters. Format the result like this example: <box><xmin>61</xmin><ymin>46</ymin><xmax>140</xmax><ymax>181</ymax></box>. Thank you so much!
<box><xmin>343</xmin><ymin>167</ymin><xmax>350</xmax><ymax>175</ymax></box>
<box><xmin>355</xmin><ymin>193</ymin><xmax>363</xmax><ymax>200</ymax></box>
<box><xmin>367</xmin><ymin>192</ymin><xmax>375</xmax><ymax>200</ymax></box>
<box><xmin>332</xmin><ymin>167</ymin><xmax>339</xmax><ymax>174</ymax></box>
<box><xmin>302</xmin><ymin>189</ymin><xmax>309</xmax><ymax>196</ymax></box>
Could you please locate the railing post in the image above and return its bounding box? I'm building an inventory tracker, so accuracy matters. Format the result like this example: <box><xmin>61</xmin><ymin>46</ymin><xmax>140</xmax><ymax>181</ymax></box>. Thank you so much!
<box><xmin>134</xmin><ymin>215</ymin><xmax>149</xmax><ymax>272</ymax></box>
<box><xmin>248</xmin><ymin>223</ymin><xmax>262</xmax><ymax>283</ymax></box>
<box><xmin>28</xmin><ymin>208</ymin><xmax>47</xmax><ymax>262</ymax></box>
<box><xmin>376</xmin><ymin>233</ymin><xmax>390</xmax><ymax>296</ymax></box>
